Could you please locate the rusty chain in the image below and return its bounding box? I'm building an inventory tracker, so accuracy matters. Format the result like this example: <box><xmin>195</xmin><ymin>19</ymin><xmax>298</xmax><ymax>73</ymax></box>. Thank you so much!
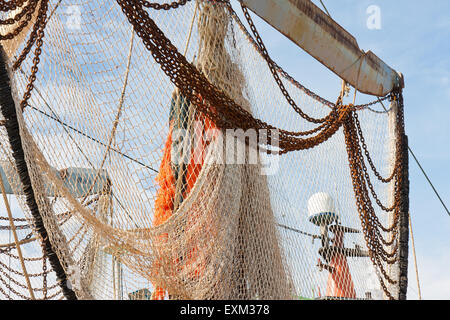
<box><xmin>140</xmin><ymin>0</ymin><xmax>191</xmax><ymax>10</ymax></box>
<box><xmin>355</xmin><ymin>113</ymin><xmax>399</xmax><ymax>184</ymax></box>
<box><xmin>12</xmin><ymin>0</ymin><xmax>43</xmax><ymax>70</ymax></box>
<box><xmin>16</xmin><ymin>0</ymin><xmax>49</xmax><ymax>113</ymax></box>
<box><xmin>113</xmin><ymin>4</ymin><xmax>405</xmax><ymax>303</ymax></box>
<box><xmin>0</xmin><ymin>0</ymin><xmax>36</xmax><ymax>26</ymax></box>
<box><xmin>2</xmin><ymin>250</ymin><xmax>43</xmax><ymax>261</ymax></box>
<box><xmin>0</xmin><ymin>0</ymin><xmax>38</xmax><ymax>40</ymax></box>
<box><xmin>0</xmin><ymin>0</ymin><xmax>27</xmax><ymax>11</ymax></box>
<box><xmin>0</xmin><ymin>273</ymin><xmax>31</xmax><ymax>299</ymax></box>
<box><xmin>241</xmin><ymin>4</ymin><xmax>336</xmax><ymax>125</ymax></box>
<box><xmin>42</xmin><ymin>255</ymin><xmax>48</xmax><ymax>299</ymax></box>
<box><xmin>0</xmin><ymin>259</ymin><xmax>56</xmax><ymax>299</ymax></box>
<box><xmin>0</xmin><ymin>232</ymin><xmax>33</xmax><ymax>254</ymax></box>
<box><xmin>343</xmin><ymin>88</ymin><xmax>407</xmax><ymax>300</ymax></box>
<box><xmin>0</xmin><ymin>0</ymin><xmax>49</xmax><ymax>113</ymax></box>
<box><xmin>0</xmin><ymin>223</ymin><xmax>30</xmax><ymax>230</ymax></box>
<box><xmin>0</xmin><ymin>216</ymin><xmax>28</xmax><ymax>221</ymax></box>
<box><xmin>232</xmin><ymin>3</ymin><xmax>391</xmax><ymax>112</ymax></box>
<box><xmin>115</xmin><ymin>0</ymin><xmax>351</xmax><ymax>156</ymax></box>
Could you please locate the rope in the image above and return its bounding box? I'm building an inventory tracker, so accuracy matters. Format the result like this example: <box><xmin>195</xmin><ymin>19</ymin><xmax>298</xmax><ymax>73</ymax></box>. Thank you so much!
<box><xmin>409</xmin><ymin>147</ymin><xmax>450</xmax><ymax>217</ymax></box>
<box><xmin>29</xmin><ymin>105</ymin><xmax>158</xmax><ymax>173</ymax></box>
<box><xmin>183</xmin><ymin>0</ymin><xmax>199</xmax><ymax>57</ymax></box>
<box><xmin>0</xmin><ymin>0</ymin><xmax>412</xmax><ymax>300</ymax></box>
<box><xmin>79</xmin><ymin>26</ymin><xmax>136</xmax><ymax>203</ymax></box>
<box><xmin>408</xmin><ymin>211</ymin><xmax>422</xmax><ymax>300</ymax></box>
<box><xmin>378</xmin><ymin>98</ymin><xmax>450</xmax><ymax>217</ymax></box>
<box><xmin>319</xmin><ymin>0</ymin><xmax>331</xmax><ymax>17</ymax></box>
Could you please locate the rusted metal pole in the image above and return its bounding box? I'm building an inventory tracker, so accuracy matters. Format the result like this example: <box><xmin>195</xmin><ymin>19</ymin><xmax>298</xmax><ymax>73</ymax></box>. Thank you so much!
<box><xmin>398</xmin><ymin>134</ymin><xmax>410</xmax><ymax>300</ymax></box>
<box><xmin>386</xmin><ymin>101</ymin><xmax>400</xmax><ymax>299</ymax></box>
<box><xmin>240</xmin><ymin>0</ymin><xmax>403</xmax><ymax>97</ymax></box>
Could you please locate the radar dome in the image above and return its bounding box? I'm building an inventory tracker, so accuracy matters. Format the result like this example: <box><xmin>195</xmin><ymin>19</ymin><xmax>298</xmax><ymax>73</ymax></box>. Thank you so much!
<box><xmin>307</xmin><ymin>192</ymin><xmax>339</xmax><ymax>226</ymax></box>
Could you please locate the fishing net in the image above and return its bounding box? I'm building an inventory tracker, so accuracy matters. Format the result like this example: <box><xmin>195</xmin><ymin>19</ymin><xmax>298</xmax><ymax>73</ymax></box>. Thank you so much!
<box><xmin>0</xmin><ymin>0</ymin><xmax>408</xmax><ymax>300</ymax></box>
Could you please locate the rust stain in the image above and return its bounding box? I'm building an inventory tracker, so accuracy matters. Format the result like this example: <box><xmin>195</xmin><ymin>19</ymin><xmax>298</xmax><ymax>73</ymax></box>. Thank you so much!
<box><xmin>288</xmin><ymin>0</ymin><xmax>384</xmax><ymax>73</ymax></box>
<box><xmin>243</xmin><ymin>0</ymin><xmax>400</xmax><ymax>95</ymax></box>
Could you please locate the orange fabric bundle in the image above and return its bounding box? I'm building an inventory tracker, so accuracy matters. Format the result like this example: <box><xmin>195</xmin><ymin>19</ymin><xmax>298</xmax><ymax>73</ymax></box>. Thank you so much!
<box><xmin>152</xmin><ymin>106</ymin><xmax>217</xmax><ymax>299</ymax></box>
<box><xmin>153</xmin><ymin>124</ymin><xmax>176</xmax><ymax>228</ymax></box>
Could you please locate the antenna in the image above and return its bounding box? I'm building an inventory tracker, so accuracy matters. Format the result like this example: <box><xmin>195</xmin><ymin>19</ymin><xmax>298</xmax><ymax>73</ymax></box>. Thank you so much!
<box><xmin>308</xmin><ymin>192</ymin><xmax>369</xmax><ymax>300</ymax></box>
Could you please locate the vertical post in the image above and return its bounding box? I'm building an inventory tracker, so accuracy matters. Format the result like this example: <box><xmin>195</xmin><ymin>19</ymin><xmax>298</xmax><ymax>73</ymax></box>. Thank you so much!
<box><xmin>386</xmin><ymin>101</ymin><xmax>399</xmax><ymax>299</ymax></box>
<box><xmin>398</xmin><ymin>134</ymin><xmax>409</xmax><ymax>300</ymax></box>
<box><xmin>386</xmin><ymin>97</ymin><xmax>409</xmax><ymax>300</ymax></box>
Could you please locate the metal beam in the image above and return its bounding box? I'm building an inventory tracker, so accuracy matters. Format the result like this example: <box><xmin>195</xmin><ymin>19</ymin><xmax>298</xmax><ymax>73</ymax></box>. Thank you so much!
<box><xmin>240</xmin><ymin>0</ymin><xmax>404</xmax><ymax>97</ymax></box>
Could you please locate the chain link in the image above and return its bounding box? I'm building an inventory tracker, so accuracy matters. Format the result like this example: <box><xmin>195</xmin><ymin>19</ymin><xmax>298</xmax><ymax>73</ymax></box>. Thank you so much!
<box><xmin>241</xmin><ymin>4</ymin><xmax>335</xmax><ymax>125</ymax></box>
<box><xmin>0</xmin><ymin>232</ymin><xmax>34</xmax><ymax>253</ymax></box>
<box><xmin>343</xmin><ymin>89</ymin><xmax>407</xmax><ymax>300</ymax></box>
<box><xmin>140</xmin><ymin>0</ymin><xmax>191</xmax><ymax>10</ymax></box>
<box><xmin>42</xmin><ymin>255</ymin><xmax>48</xmax><ymax>299</ymax></box>
<box><xmin>0</xmin><ymin>0</ymin><xmax>38</xmax><ymax>40</ymax></box>
<box><xmin>0</xmin><ymin>0</ymin><xmax>49</xmax><ymax>112</ymax></box>
<box><xmin>0</xmin><ymin>0</ymin><xmax>27</xmax><ymax>12</ymax></box>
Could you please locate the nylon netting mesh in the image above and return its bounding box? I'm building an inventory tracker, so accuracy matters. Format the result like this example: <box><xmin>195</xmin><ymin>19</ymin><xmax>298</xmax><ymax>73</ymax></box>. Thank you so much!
<box><xmin>0</xmin><ymin>0</ymin><xmax>406</xmax><ymax>300</ymax></box>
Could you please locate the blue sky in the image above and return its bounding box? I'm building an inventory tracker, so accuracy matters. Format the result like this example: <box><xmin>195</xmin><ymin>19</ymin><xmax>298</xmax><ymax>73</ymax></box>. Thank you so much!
<box><xmin>231</xmin><ymin>0</ymin><xmax>450</xmax><ymax>299</ymax></box>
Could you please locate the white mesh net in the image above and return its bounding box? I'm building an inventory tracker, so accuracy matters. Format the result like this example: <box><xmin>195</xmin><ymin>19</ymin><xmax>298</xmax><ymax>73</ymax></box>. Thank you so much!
<box><xmin>0</xmin><ymin>0</ymin><xmax>407</xmax><ymax>300</ymax></box>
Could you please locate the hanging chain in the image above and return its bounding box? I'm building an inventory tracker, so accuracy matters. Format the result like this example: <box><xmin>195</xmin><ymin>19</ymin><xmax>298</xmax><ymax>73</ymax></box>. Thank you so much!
<box><xmin>15</xmin><ymin>0</ymin><xmax>49</xmax><ymax>111</ymax></box>
<box><xmin>140</xmin><ymin>0</ymin><xmax>191</xmax><ymax>10</ymax></box>
<box><xmin>42</xmin><ymin>255</ymin><xmax>48</xmax><ymax>299</ymax></box>
<box><xmin>115</xmin><ymin>0</ymin><xmax>352</xmax><ymax>155</ymax></box>
<box><xmin>0</xmin><ymin>232</ymin><xmax>33</xmax><ymax>253</ymax></box>
<box><xmin>0</xmin><ymin>0</ymin><xmax>50</xmax><ymax>112</ymax></box>
<box><xmin>0</xmin><ymin>0</ymin><xmax>36</xmax><ymax>26</ymax></box>
<box><xmin>241</xmin><ymin>4</ymin><xmax>335</xmax><ymax>125</ymax></box>
<box><xmin>12</xmin><ymin>0</ymin><xmax>44</xmax><ymax>70</ymax></box>
<box><xmin>355</xmin><ymin>113</ymin><xmax>399</xmax><ymax>184</ymax></box>
<box><xmin>0</xmin><ymin>0</ymin><xmax>38</xmax><ymax>40</ymax></box>
<box><xmin>0</xmin><ymin>0</ymin><xmax>28</xmax><ymax>11</ymax></box>
<box><xmin>237</xmin><ymin>3</ymin><xmax>391</xmax><ymax>113</ymax></box>
<box><xmin>343</xmin><ymin>88</ymin><xmax>407</xmax><ymax>300</ymax></box>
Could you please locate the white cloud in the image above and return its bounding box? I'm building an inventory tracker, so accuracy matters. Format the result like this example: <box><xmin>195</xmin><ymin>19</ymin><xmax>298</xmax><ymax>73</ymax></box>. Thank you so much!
<box><xmin>415</xmin><ymin>252</ymin><xmax>450</xmax><ymax>300</ymax></box>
